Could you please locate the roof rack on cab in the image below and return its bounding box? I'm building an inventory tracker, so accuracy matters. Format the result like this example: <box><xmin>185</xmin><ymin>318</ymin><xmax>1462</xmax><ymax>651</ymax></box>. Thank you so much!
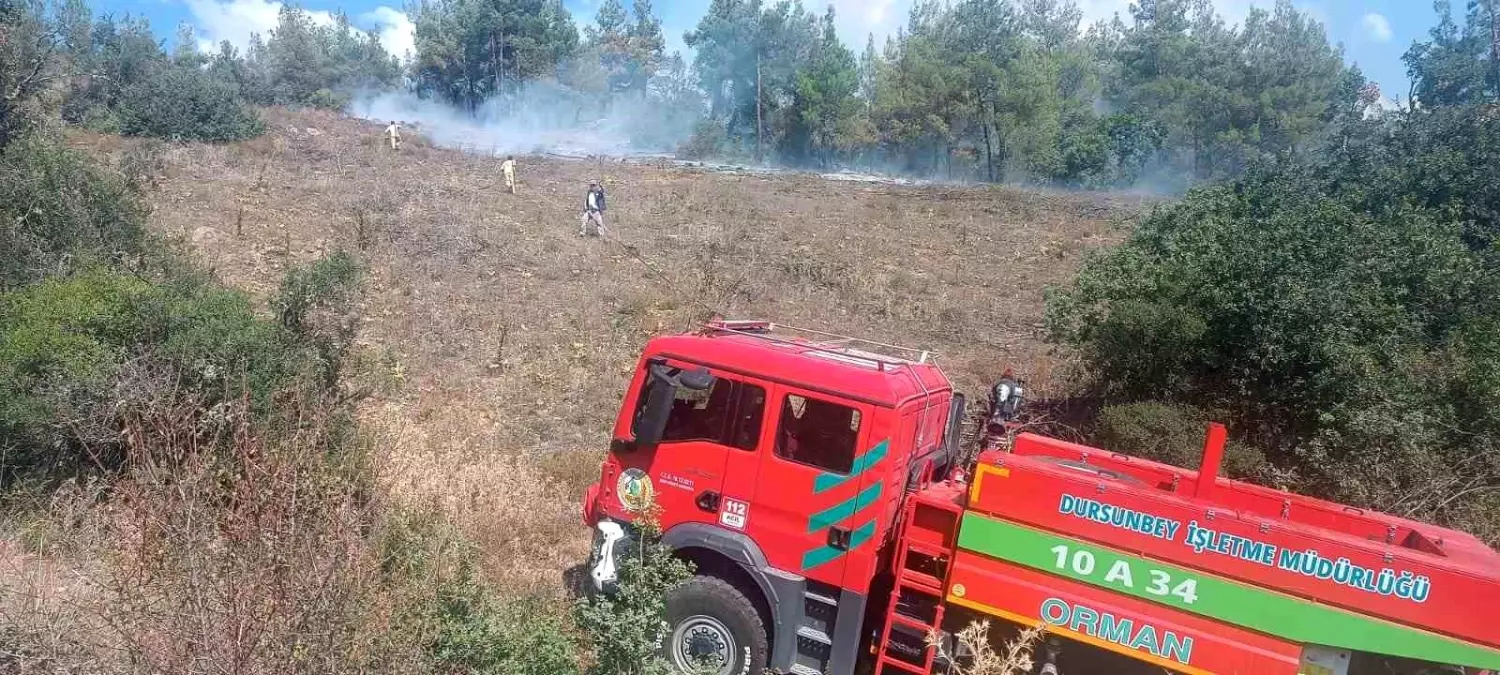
<box><xmin>702</xmin><ymin>318</ymin><xmax>934</xmax><ymax>372</ymax></box>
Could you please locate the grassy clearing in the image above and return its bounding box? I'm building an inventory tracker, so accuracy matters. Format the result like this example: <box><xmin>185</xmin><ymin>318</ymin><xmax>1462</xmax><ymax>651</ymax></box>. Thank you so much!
<box><xmin>62</xmin><ymin>106</ymin><xmax>1140</xmax><ymax>595</ymax></box>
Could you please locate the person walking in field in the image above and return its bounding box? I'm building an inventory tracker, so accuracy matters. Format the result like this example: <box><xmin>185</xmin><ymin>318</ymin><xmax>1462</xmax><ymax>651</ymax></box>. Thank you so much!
<box><xmin>385</xmin><ymin>121</ymin><xmax>401</xmax><ymax>150</ymax></box>
<box><xmin>581</xmin><ymin>182</ymin><xmax>607</xmax><ymax>237</ymax></box>
<box><xmin>501</xmin><ymin>155</ymin><xmax>517</xmax><ymax>194</ymax></box>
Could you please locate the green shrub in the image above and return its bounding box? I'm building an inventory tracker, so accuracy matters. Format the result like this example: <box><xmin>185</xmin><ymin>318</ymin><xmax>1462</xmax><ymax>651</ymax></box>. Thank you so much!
<box><xmin>0</xmin><ymin>269</ymin><xmax>303</xmax><ymax>481</ymax></box>
<box><xmin>1442</xmin><ymin>318</ymin><xmax>1500</xmax><ymax>439</ymax></box>
<box><xmin>307</xmin><ymin>88</ymin><xmax>349</xmax><ymax>110</ymax></box>
<box><xmin>275</xmin><ymin>251</ymin><xmax>364</xmax><ymax>387</ymax></box>
<box><xmin>0</xmin><ymin>137</ymin><xmax>368</xmax><ymax>485</ymax></box>
<box><xmin>117</xmin><ymin>66</ymin><xmax>264</xmax><ymax>142</ymax></box>
<box><xmin>372</xmin><ymin>508</ymin><xmax>582</xmax><ymax>675</ymax></box>
<box><xmin>575</xmin><ymin>518</ymin><xmax>693</xmax><ymax>675</ymax></box>
<box><xmin>1048</xmin><ymin>142</ymin><xmax>1500</xmax><ymax>538</ymax></box>
<box><xmin>426</xmin><ymin>571</ymin><xmax>579</xmax><ymax>675</ymax></box>
<box><xmin>0</xmin><ymin>135</ymin><xmax>151</xmax><ymax>289</ymax></box>
<box><xmin>380</xmin><ymin>508</ymin><xmax>701</xmax><ymax>675</ymax></box>
<box><xmin>1</xmin><ymin>270</ymin><xmax>152</xmax><ymax>471</ymax></box>
<box><xmin>678</xmin><ymin>120</ymin><xmax>734</xmax><ymax>161</ymax></box>
<box><xmin>145</xmin><ymin>274</ymin><xmax>301</xmax><ymax>400</ymax></box>
<box><xmin>0</xmin><ymin>252</ymin><xmax>367</xmax><ymax>484</ymax></box>
<box><xmin>275</xmin><ymin>251</ymin><xmax>363</xmax><ymax>335</ymax></box>
<box><xmin>1048</xmin><ymin>168</ymin><xmax>1492</xmax><ymax>439</ymax></box>
<box><xmin>1095</xmin><ymin>402</ymin><xmax>1266</xmax><ymax>479</ymax></box>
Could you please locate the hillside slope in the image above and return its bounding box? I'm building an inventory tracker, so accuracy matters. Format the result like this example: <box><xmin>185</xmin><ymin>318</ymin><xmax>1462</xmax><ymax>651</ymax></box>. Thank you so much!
<box><xmin>73</xmin><ymin>107</ymin><xmax>1143</xmax><ymax>592</ymax></box>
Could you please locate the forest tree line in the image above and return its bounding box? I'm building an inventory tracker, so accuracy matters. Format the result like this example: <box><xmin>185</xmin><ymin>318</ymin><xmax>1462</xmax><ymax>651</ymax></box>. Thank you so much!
<box><xmin>3</xmin><ymin>0</ymin><xmax>399</xmax><ymax>142</ymax></box>
<box><xmin>2</xmin><ymin>0</ymin><xmax>1494</xmax><ymax>185</ymax></box>
<box><xmin>406</xmin><ymin>0</ymin><xmax>1385</xmax><ymax>188</ymax></box>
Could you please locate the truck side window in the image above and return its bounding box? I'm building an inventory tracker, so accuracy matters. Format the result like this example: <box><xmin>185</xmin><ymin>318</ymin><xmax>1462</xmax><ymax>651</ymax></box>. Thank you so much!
<box><xmin>662</xmin><ymin>378</ymin><xmax>734</xmax><ymax>444</ymax></box>
<box><xmin>775</xmin><ymin>394</ymin><xmax>861</xmax><ymax>473</ymax></box>
<box><xmin>729</xmin><ymin>384</ymin><xmax>767</xmax><ymax>451</ymax></box>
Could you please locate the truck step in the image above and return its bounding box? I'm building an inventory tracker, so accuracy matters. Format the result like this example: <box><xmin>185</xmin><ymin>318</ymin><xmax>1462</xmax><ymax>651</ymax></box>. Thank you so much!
<box><xmin>878</xmin><ymin>655</ymin><xmax>927</xmax><ymax>674</ymax></box>
<box><xmin>788</xmin><ymin>665</ymin><xmax>822</xmax><ymax>675</ymax></box>
<box><xmin>905</xmin><ymin>540</ymin><xmax>950</xmax><ymax>559</ymax></box>
<box><xmin>888</xmin><ymin>612</ymin><xmax>936</xmax><ymax>633</ymax></box>
<box><xmin>898</xmin><ymin>569</ymin><xmax>945</xmax><ymax>594</ymax></box>
<box><xmin>803</xmin><ymin>590</ymin><xmax>839</xmax><ymax>607</ymax></box>
<box><xmin>796</xmin><ymin>626</ymin><xmax>833</xmax><ymax>646</ymax></box>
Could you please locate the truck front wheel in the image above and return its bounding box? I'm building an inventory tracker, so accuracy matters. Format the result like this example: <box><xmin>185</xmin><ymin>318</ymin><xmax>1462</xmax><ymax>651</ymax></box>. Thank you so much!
<box><xmin>663</xmin><ymin>576</ymin><xmax>768</xmax><ymax>675</ymax></box>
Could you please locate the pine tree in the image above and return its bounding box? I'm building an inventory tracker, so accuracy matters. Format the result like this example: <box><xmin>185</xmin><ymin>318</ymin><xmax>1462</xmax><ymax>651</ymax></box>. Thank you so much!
<box><xmin>791</xmin><ymin>6</ymin><xmax>860</xmax><ymax>166</ymax></box>
<box><xmin>411</xmin><ymin>0</ymin><xmax>578</xmax><ymax>111</ymax></box>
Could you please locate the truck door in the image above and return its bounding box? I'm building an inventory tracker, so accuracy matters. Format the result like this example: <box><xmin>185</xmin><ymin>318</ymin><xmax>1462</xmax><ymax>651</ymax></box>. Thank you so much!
<box><xmin>753</xmin><ymin>385</ymin><xmax>874</xmax><ymax>587</ymax></box>
<box><xmin>836</xmin><ymin>405</ymin><xmax>911</xmax><ymax>594</ymax></box>
<box><xmin>609</xmin><ymin>361</ymin><xmax>766</xmax><ymax>535</ymax></box>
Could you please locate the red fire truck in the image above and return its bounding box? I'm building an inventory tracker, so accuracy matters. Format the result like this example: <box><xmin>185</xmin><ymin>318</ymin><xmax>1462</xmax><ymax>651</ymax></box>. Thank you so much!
<box><xmin>581</xmin><ymin>320</ymin><xmax>1500</xmax><ymax>675</ymax></box>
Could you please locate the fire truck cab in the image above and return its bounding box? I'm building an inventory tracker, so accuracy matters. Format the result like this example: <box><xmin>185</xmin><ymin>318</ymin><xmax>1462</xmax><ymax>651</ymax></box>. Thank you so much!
<box><xmin>583</xmin><ymin>320</ymin><xmax>957</xmax><ymax>675</ymax></box>
<box><xmin>582</xmin><ymin>321</ymin><xmax>1500</xmax><ymax>675</ymax></box>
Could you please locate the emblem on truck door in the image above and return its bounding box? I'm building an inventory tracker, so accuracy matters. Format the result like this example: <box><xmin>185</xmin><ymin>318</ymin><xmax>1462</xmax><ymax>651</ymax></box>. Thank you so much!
<box><xmin>617</xmin><ymin>468</ymin><xmax>654</xmax><ymax>512</ymax></box>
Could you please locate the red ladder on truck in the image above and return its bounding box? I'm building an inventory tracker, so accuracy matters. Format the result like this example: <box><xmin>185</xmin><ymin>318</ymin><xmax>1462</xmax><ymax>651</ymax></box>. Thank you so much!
<box><xmin>875</xmin><ymin>489</ymin><xmax>965</xmax><ymax>675</ymax></box>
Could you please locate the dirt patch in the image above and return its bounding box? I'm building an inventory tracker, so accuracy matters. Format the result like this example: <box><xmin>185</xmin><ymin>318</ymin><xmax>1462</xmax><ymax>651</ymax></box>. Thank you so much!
<box><xmin>69</xmin><ymin>107</ymin><xmax>1143</xmax><ymax>591</ymax></box>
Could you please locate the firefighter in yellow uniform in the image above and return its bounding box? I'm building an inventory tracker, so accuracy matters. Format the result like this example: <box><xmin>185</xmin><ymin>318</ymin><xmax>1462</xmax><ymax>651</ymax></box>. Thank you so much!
<box><xmin>384</xmin><ymin>121</ymin><xmax>401</xmax><ymax>150</ymax></box>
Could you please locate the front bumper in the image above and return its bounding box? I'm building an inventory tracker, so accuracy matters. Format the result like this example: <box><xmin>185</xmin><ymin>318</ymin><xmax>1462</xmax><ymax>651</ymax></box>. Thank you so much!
<box><xmin>582</xmin><ymin>482</ymin><xmax>601</xmax><ymax>527</ymax></box>
<box><xmin>587</xmin><ymin>519</ymin><xmax>633</xmax><ymax>592</ymax></box>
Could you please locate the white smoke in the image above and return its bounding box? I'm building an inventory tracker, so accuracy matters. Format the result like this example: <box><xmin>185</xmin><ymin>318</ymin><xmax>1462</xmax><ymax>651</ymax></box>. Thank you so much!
<box><xmin>348</xmin><ymin>83</ymin><xmax>692</xmax><ymax>158</ymax></box>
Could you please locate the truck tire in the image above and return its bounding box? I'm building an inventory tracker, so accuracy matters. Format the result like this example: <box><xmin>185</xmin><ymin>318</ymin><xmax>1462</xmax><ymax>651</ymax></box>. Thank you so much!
<box><xmin>663</xmin><ymin>575</ymin><xmax>768</xmax><ymax>675</ymax></box>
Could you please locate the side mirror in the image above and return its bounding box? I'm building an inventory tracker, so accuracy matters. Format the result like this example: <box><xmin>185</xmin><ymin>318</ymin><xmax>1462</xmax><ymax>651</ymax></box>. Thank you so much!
<box><xmin>928</xmin><ymin>393</ymin><xmax>966</xmax><ymax>480</ymax></box>
<box><xmin>943</xmin><ymin>393</ymin><xmax>967</xmax><ymax>456</ymax></box>
<box><xmin>679</xmin><ymin>367</ymin><xmax>714</xmax><ymax>391</ymax></box>
<box><xmin>632</xmin><ymin>365</ymin><xmax>677</xmax><ymax>449</ymax></box>
<box><xmin>630</xmin><ymin>365</ymin><xmax>716</xmax><ymax>449</ymax></box>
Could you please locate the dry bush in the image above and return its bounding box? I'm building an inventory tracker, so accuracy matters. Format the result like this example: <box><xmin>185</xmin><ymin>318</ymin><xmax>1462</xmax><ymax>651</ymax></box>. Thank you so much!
<box><xmin>0</xmin><ymin>395</ymin><xmax>435</xmax><ymax>675</ymax></box>
<box><xmin>930</xmin><ymin>621</ymin><xmax>1045</xmax><ymax>675</ymax></box>
<box><xmin>372</xmin><ymin>405</ymin><xmax>591</xmax><ymax>596</ymax></box>
<box><xmin>118</xmin><ymin>139</ymin><xmax>167</xmax><ymax>190</ymax></box>
<box><xmin>103</xmin><ymin>402</ymin><xmax>383</xmax><ymax>673</ymax></box>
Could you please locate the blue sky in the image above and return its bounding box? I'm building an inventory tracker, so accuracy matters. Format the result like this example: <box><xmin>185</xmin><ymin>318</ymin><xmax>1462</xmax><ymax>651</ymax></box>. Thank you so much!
<box><xmin>100</xmin><ymin>0</ymin><xmax>1443</xmax><ymax>104</ymax></box>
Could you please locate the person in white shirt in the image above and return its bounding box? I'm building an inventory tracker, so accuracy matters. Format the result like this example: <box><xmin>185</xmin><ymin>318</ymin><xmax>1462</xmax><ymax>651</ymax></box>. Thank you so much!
<box><xmin>501</xmin><ymin>156</ymin><xmax>517</xmax><ymax>194</ymax></box>
<box><xmin>581</xmin><ymin>182</ymin><xmax>607</xmax><ymax>236</ymax></box>
<box><xmin>384</xmin><ymin>121</ymin><xmax>401</xmax><ymax>150</ymax></box>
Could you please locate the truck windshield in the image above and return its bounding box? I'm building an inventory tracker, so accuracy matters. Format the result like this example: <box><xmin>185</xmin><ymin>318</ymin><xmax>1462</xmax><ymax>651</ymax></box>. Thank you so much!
<box><xmin>649</xmin><ymin>376</ymin><xmax>765</xmax><ymax>450</ymax></box>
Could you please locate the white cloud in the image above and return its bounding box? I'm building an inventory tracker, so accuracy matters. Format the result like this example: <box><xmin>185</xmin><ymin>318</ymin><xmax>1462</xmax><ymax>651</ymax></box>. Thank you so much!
<box><xmin>1076</xmin><ymin>0</ymin><xmax>1312</xmax><ymax>30</ymax></box>
<box><xmin>824</xmin><ymin>0</ymin><xmax>1299</xmax><ymax>51</ymax></box>
<box><xmin>827</xmin><ymin>0</ymin><xmax>902</xmax><ymax>49</ymax></box>
<box><xmin>363</xmin><ymin>6</ymin><xmax>416</xmax><ymax>62</ymax></box>
<box><xmin>184</xmin><ymin>0</ymin><xmax>414</xmax><ymax>62</ymax></box>
<box><xmin>1075</xmin><ymin>0</ymin><xmax>1133</xmax><ymax>26</ymax></box>
<box><xmin>185</xmin><ymin>0</ymin><xmax>331</xmax><ymax>52</ymax></box>
<box><xmin>1361</xmin><ymin>12</ymin><xmax>1393</xmax><ymax>42</ymax></box>
<box><xmin>850</xmin><ymin>0</ymin><xmax>898</xmax><ymax>25</ymax></box>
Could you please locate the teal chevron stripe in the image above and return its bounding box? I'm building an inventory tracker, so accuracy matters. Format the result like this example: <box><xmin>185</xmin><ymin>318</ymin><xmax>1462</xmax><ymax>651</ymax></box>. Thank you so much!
<box><xmin>814</xmin><ymin>440</ymin><xmax>889</xmax><ymax>493</ymax></box>
<box><xmin>807</xmin><ymin>483</ymin><xmax>883</xmax><ymax>533</ymax></box>
<box><xmin>801</xmin><ymin>519</ymin><xmax>877</xmax><ymax>570</ymax></box>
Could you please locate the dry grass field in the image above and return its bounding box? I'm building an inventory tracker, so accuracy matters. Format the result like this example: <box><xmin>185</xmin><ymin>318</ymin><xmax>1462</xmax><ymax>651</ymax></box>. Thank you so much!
<box><xmin>68</xmin><ymin>107</ymin><xmax>1145</xmax><ymax>596</ymax></box>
